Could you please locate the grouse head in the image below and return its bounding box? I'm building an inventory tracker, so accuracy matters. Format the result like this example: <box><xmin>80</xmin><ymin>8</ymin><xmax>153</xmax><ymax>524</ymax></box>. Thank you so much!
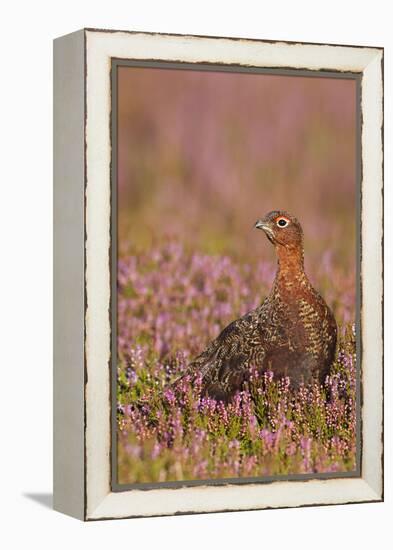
<box><xmin>254</xmin><ymin>210</ymin><xmax>303</xmax><ymax>250</ymax></box>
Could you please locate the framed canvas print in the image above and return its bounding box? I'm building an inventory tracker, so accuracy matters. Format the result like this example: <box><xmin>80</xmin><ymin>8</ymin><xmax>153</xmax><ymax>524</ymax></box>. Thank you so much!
<box><xmin>53</xmin><ymin>28</ymin><xmax>383</xmax><ymax>520</ymax></box>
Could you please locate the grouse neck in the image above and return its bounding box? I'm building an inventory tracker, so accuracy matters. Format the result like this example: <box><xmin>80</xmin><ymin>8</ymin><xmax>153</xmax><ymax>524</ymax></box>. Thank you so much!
<box><xmin>275</xmin><ymin>245</ymin><xmax>305</xmax><ymax>286</ymax></box>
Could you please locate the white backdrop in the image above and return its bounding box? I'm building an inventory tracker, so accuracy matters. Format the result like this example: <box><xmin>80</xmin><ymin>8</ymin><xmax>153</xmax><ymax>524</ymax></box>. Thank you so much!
<box><xmin>1</xmin><ymin>1</ymin><xmax>391</xmax><ymax>548</ymax></box>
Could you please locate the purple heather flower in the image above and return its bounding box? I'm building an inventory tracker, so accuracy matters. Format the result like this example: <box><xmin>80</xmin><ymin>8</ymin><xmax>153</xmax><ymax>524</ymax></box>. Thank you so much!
<box><xmin>117</xmin><ymin>242</ymin><xmax>357</xmax><ymax>482</ymax></box>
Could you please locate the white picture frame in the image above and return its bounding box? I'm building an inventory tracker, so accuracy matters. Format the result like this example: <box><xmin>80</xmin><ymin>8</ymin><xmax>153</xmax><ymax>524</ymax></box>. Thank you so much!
<box><xmin>53</xmin><ymin>28</ymin><xmax>383</xmax><ymax>521</ymax></box>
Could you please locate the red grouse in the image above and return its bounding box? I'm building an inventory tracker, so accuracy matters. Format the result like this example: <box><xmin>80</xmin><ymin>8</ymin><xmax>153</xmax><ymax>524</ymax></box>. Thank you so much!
<box><xmin>184</xmin><ymin>210</ymin><xmax>337</xmax><ymax>402</ymax></box>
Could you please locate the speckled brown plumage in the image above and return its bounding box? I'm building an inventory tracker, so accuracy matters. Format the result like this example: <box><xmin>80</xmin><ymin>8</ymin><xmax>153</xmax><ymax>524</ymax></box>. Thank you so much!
<box><xmin>183</xmin><ymin>210</ymin><xmax>337</xmax><ymax>402</ymax></box>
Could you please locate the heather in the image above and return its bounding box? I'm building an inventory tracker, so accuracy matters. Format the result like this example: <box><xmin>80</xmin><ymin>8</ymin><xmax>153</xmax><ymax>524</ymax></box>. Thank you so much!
<box><xmin>117</xmin><ymin>243</ymin><xmax>357</xmax><ymax>483</ymax></box>
<box><xmin>116</xmin><ymin>69</ymin><xmax>357</xmax><ymax>483</ymax></box>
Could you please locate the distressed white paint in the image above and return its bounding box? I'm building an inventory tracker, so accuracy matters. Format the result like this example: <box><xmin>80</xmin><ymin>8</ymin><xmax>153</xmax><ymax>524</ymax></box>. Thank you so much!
<box><xmin>84</xmin><ymin>29</ymin><xmax>383</xmax><ymax>520</ymax></box>
<box><xmin>90</xmin><ymin>478</ymin><xmax>378</xmax><ymax>519</ymax></box>
<box><xmin>360</xmin><ymin>51</ymin><xmax>384</xmax><ymax>497</ymax></box>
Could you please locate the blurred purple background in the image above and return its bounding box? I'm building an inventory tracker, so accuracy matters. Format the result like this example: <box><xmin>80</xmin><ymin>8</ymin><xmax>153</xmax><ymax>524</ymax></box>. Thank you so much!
<box><xmin>118</xmin><ymin>66</ymin><xmax>357</xmax><ymax>297</ymax></box>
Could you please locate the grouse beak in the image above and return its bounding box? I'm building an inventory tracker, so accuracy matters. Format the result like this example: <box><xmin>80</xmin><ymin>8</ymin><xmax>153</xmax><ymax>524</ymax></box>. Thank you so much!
<box><xmin>254</xmin><ymin>220</ymin><xmax>272</xmax><ymax>233</ymax></box>
<box><xmin>254</xmin><ymin>220</ymin><xmax>266</xmax><ymax>230</ymax></box>
<box><xmin>255</xmin><ymin>219</ymin><xmax>276</xmax><ymax>243</ymax></box>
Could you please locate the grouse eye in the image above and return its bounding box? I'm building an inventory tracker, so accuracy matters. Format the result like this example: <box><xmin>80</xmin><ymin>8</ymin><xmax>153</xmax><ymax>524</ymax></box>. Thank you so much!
<box><xmin>277</xmin><ymin>217</ymin><xmax>289</xmax><ymax>228</ymax></box>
